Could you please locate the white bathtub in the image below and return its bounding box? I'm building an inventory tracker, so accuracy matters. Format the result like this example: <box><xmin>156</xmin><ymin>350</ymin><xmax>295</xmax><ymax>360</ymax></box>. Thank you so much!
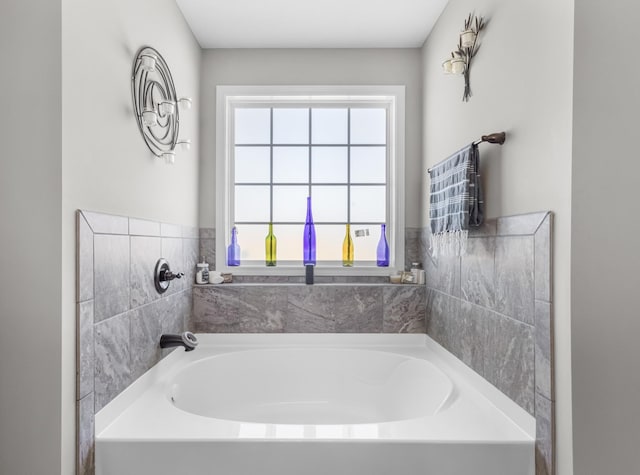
<box><xmin>96</xmin><ymin>334</ymin><xmax>535</xmax><ymax>475</ymax></box>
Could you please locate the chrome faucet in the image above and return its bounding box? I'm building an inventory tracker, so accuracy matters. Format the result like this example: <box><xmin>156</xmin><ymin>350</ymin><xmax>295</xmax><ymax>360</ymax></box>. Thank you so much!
<box><xmin>160</xmin><ymin>331</ymin><xmax>198</xmax><ymax>352</ymax></box>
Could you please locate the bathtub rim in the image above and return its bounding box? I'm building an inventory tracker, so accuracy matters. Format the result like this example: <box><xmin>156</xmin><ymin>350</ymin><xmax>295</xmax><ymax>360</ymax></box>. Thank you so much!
<box><xmin>96</xmin><ymin>333</ymin><xmax>535</xmax><ymax>441</ymax></box>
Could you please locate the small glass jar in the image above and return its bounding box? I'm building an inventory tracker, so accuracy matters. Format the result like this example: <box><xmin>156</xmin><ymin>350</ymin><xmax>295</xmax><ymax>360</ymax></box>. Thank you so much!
<box><xmin>410</xmin><ymin>262</ymin><xmax>425</xmax><ymax>285</ymax></box>
<box><xmin>196</xmin><ymin>261</ymin><xmax>209</xmax><ymax>284</ymax></box>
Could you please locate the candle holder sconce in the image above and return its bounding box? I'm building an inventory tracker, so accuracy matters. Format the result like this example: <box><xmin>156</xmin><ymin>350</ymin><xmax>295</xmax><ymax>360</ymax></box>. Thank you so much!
<box><xmin>442</xmin><ymin>13</ymin><xmax>486</xmax><ymax>102</ymax></box>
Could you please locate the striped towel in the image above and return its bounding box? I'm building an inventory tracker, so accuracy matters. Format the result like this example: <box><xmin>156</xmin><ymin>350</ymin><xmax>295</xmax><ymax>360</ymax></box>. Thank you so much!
<box><xmin>428</xmin><ymin>143</ymin><xmax>483</xmax><ymax>257</ymax></box>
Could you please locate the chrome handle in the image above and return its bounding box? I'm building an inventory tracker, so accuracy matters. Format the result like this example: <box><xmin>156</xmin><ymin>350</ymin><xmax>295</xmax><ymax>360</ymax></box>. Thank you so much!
<box><xmin>154</xmin><ymin>258</ymin><xmax>183</xmax><ymax>294</ymax></box>
<box><xmin>161</xmin><ymin>270</ymin><xmax>184</xmax><ymax>282</ymax></box>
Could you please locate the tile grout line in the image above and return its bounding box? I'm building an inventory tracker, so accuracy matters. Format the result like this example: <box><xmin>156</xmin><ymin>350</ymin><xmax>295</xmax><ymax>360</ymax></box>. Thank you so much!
<box><xmin>427</xmin><ymin>286</ymin><xmax>536</xmax><ymax>330</ymax></box>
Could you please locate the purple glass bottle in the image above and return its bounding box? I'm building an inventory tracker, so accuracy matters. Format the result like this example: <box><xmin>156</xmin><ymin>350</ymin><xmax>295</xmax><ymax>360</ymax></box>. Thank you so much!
<box><xmin>376</xmin><ymin>223</ymin><xmax>389</xmax><ymax>267</ymax></box>
<box><xmin>227</xmin><ymin>226</ymin><xmax>241</xmax><ymax>266</ymax></box>
<box><xmin>303</xmin><ymin>196</ymin><xmax>316</xmax><ymax>265</ymax></box>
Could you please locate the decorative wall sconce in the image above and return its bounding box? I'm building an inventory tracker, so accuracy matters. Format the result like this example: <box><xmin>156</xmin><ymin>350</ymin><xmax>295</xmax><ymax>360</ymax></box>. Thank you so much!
<box><xmin>442</xmin><ymin>13</ymin><xmax>486</xmax><ymax>102</ymax></box>
<box><xmin>131</xmin><ymin>46</ymin><xmax>192</xmax><ymax>164</ymax></box>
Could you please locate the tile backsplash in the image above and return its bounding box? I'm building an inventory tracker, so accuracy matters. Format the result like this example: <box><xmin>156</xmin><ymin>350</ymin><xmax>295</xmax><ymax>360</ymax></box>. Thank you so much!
<box><xmin>192</xmin><ymin>284</ymin><xmax>426</xmax><ymax>334</ymax></box>
<box><xmin>77</xmin><ymin>211</ymin><xmax>553</xmax><ymax>475</ymax></box>
<box><xmin>76</xmin><ymin>210</ymin><xmax>196</xmax><ymax>475</ymax></box>
<box><xmin>191</xmin><ymin>226</ymin><xmax>426</xmax><ymax>334</ymax></box>
<box><xmin>421</xmin><ymin>212</ymin><xmax>554</xmax><ymax>475</ymax></box>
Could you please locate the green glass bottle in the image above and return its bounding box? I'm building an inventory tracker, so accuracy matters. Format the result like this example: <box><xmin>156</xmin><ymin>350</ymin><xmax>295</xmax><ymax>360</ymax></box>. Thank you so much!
<box><xmin>265</xmin><ymin>223</ymin><xmax>277</xmax><ymax>266</ymax></box>
<box><xmin>342</xmin><ymin>223</ymin><xmax>354</xmax><ymax>267</ymax></box>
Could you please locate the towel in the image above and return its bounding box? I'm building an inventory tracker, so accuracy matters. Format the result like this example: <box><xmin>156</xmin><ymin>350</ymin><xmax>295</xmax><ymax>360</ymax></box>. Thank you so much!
<box><xmin>428</xmin><ymin>143</ymin><xmax>483</xmax><ymax>257</ymax></box>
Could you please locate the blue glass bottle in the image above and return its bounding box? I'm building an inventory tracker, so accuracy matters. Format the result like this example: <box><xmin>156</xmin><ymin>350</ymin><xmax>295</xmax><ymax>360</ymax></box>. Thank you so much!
<box><xmin>227</xmin><ymin>226</ymin><xmax>241</xmax><ymax>266</ymax></box>
<box><xmin>303</xmin><ymin>196</ymin><xmax>316</xmax><ymax>265</ymax></box>
<box><xmin>376</xmin><ymin>223</ymin><xmax>389</xmax><ymax>267</ymax></box>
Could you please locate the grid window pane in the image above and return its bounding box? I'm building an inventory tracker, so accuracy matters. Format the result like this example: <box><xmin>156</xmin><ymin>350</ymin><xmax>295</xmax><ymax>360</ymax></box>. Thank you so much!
<box><xmin>315</xmin><ymin>225</ymin><xmax>344</xmax><ymax>261</ymax></box>
<box><xmin>234</xmin><ymin>225</ymin><xmax>267</xmax><ymax>262</ymax></box>
<box><xmin>273</xmin><ymin>108</ymin><xmax>309</xmax><ymax>144</ymax></box>
<box><xmin>273</xmin><ymin>186</ymin><xmax>308</xmax><ymax>222</ymax></box>
<box><xmin>235</xmin><ymin>108</ymin><xmax>270</xmax><ymax>144</ymax></box>
<box><xmin>350</xmin><ymin>108</ymin><xmax>386</xmax><ymax>145</ymax></box>
<box><xmin>351</xmin><ymin>146</ymin><xmax>386</xmax><ymax>183</ymax></box>
<box><xmin>235</xmin><ymin>186</ymin><xmax>270</xmax><ymax>222</ymax></box>
<box><xmin>230</xmin><ymin>101</ymin><xmax>392</xmax><ymax>267</ymax></box>
<box><xmin>314</xmin><ymin>225</ymin><xmax>378</xmax><ymax>262</ymax></box>
<box><xmin>273</xmin><ymin>147</ymin><xmax>309</xmax><ymax>183</ymax></box>
<box><xmin>272</xmin><ymin>224</ymin><xmax>304</xmax><ymax>261</ymax></box>
<box><xmin>351</xmin><ymin>225</ymin><xmax>382</xmax><ymax>262</ymax></box>
<box><xmin>311</xmin><ymin>186</ymin><xmax>348</xmax><ymax>222</ymax></box>
<box><xmin>350</xmin><ymin>186</ymin><xmax>386</xmax><ymax>222</ymax></box>
<box><xmin>312</xmin><ymin>109</ymin><xmax>348</xmax><ymax>144</ymax></box>
<box><xmin>235</xmin><ymin>147</ymin><xmax>270</xmax><ymax>183</ymax></box>
<box><xmin>311</xmin><ymin>147</ymin><xmax>348</xmax><ymax>183</ymax></box>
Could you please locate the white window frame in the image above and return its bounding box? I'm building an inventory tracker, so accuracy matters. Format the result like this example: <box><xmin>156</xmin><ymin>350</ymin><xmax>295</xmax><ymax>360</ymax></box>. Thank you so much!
<box><xmin>216</xmin><ymin>85</ymin><xmax>405</xmax><ymax>276</ymax></box>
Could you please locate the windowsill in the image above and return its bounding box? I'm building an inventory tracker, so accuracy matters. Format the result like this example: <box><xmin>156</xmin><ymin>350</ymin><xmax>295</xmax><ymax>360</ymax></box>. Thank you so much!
<box><xmin>194</xmin><ymin>282</ymin><xmax>422</xmax><ymax>287</ymax></box>
<box><xmin>214</xmin><ymin>265</ymin><xmax>402</xmax><ymax>277</ymax></box>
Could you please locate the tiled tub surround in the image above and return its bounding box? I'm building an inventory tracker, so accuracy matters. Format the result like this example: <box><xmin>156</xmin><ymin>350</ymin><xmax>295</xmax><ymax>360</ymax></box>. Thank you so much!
<box><xmin>95</xmin><ymin>334</ymin><xmax>535</xmax><ymax>475</ymax></box>
<box><xmin>195</xmin><ymin>226</ymin><xmax>426</xmax><ymax>333</ymax></box>
<box><xmin>422</xmin><ymin>212</ymin><xmax>554</xmax><ymax>475</ymax></box>
<box><xmin>192</xmin><ymin>284</ymin><xmax>426</xmax><ymax>334</ymax></box>
<box><xmin>76</xmin><ymin>210</ymin><xmax>197</xmax><ymax>475</ymax></box>
<box><xmin>79</xmin><ymin>210</ymin><xmax>549</xmax><ymax>474</ymax></box>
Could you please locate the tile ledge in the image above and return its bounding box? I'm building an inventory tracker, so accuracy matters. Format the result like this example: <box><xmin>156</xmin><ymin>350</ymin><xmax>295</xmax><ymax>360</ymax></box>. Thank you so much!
<box><xmin>194</xmin><ymin>283</ymin><xmax>423</xmax><ymax>287</ymax></box>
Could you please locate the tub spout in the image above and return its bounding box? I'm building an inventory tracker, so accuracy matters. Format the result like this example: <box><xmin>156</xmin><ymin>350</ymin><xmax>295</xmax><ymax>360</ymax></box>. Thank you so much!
<box><xmin>160</xmin><ymin>331</ymin><xmax>198</xmax><ymax>352</ymax></box>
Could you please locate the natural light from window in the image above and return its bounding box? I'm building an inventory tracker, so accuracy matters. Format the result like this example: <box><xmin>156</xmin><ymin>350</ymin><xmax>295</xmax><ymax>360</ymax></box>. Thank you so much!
<box><xmin>216</xmin><ymin>86</ymin><xmax>405</xmax><ymax>274</ymax></box>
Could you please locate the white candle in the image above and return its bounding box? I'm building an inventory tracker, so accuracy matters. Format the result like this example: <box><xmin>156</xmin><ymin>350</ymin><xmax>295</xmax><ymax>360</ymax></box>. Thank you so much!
<box><xmin>460</xmin><ymin>30</ymin><xmax>476</xmax><ymax>48</ymax></box>
<box><xmin>451</xmin><ymin>58</ymin><xmax>466</xmax><ymax>75</ymax></box>
<box><xmin>142</xmin><ymin>109</ymin><xmax>158</xmax><ymax>127</ymax></box>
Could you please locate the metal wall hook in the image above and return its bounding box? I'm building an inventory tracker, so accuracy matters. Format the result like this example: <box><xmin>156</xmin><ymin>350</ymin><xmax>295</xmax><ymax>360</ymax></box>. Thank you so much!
<box><xmin>154</xmin><ymin>258</ymin><xmax>183</xmax><ymax>294</ymax></box>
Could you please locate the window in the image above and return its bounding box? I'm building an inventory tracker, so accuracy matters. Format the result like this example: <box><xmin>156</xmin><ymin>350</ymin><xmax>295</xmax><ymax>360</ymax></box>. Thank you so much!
<box><xmin>216</xmin><ymin>86</ymin><xmax>405</xmax><ymax>275</ymax></box>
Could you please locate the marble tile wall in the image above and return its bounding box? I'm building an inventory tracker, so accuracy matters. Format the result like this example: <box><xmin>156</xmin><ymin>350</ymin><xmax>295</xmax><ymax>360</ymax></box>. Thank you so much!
<box><xmin>76</xmin><ymin>211</ymin><xmax>196</xmax><ymax>475</ymax></box>
<box><xmin>193</xmin><ymin>228</ymin><xmax>426</xmax><ymax>335</ymax></box>
<box><xmin>79</xmin><ymin>215</ymin><xmax>549</xmax><ymax>473</ymax></box>
<box><xmin>422</xmin><ymin>212</ymin><xmax>554</xmax><ymax>475</ymax></box>
<box><xmin>192</xmin><ymin>284</ymin><xmax>426</xmax><ymax>334</ymax></box>
<box><xmin>404</xmin><ymin>227</ymin><xmax>422</xmax><ymax>270</ymax></box>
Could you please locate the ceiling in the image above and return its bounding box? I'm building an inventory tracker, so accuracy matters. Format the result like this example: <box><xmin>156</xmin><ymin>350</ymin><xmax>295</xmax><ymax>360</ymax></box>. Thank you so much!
<box><xmin>175</xmin><ymin>0</ymin><xmax>450</xmax><ymax>49</ymax></box>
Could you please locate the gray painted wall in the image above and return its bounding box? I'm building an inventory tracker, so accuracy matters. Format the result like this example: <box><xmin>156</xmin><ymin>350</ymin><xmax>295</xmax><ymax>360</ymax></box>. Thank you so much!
<box><xmin>0</xmin><ymin>1</ymin><xmax>63</xmax><ymax>474</ymax></box>
<box><xmin>198</xmin><ymin>48</ymin><xmax>423</xmax><ymax>228</ymax></box>
<box><xmin>571</xmin><ymin>2</ymin><xmax>640</xmax><ymax>474</ymax></box>
<box><xmin>420</xmin><ymin>1</ymin><xmax>574</xmax><ymax>473</ymax></box>
<box><xmin>61</xmin><ymin>0</ymin><xmax>201</xmax><ymax>472</ymax></box>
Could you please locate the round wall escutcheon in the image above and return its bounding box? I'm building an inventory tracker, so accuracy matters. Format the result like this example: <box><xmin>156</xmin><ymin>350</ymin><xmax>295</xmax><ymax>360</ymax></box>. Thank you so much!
<box><xmin>154</xmin><ymin>258</ymin><xmax>171</xmax><ymax>294</ymax></box>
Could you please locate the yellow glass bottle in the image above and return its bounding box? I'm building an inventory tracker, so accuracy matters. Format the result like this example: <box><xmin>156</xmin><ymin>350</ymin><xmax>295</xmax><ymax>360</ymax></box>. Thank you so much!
<box><xmin>342</xmin><ymin>223</ymin><xmax>354</xmax><ymax>267</ymax></box>
<box><xmin>265</xmin><ymin>223</ymin><xmax>277</xmax><ymax>266</ymax></box>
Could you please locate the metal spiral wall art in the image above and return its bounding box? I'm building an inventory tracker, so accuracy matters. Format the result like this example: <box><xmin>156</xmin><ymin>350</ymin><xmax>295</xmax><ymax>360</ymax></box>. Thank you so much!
<box><xmin>131</xmin><ymin>46</ymin><xmax>192</xmax><ymax>164</ymax></box>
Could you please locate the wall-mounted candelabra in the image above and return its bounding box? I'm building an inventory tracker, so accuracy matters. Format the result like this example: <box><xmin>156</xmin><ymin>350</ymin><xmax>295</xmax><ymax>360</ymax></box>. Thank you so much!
<box><xmin>131</xmin><ymin>46</ymin><xmax>192</xmax><ymax>164</ymax></box>
<box><xmin>442</xmin><ymin>13</ymin><xmax>486</xmax><ymax>102</ymax></box>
